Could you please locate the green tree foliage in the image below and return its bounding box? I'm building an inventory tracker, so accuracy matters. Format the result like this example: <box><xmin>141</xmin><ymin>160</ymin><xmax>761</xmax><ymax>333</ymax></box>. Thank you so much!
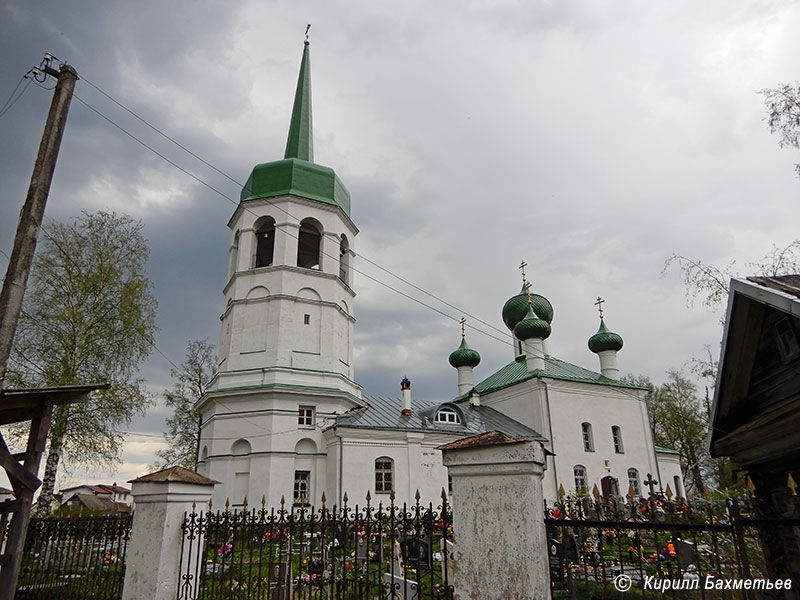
<box><xmin>647</xmin><ymin>370</ymin><xmax>710</xmax><ymax>496</ymax></box>
<box><xmin>155</xmin><ymin>339</ymin><xmax>214</xmax><ymax>469</ymax></box>
<box><xmin>8</xmin><ymin>211</ymin><xmax>156</xmax><ymax>515</ymax></box>
<box><xmin>761</xmin><ymin>82</ymin><xmax>800</xmax><ymax>177</ymax></box>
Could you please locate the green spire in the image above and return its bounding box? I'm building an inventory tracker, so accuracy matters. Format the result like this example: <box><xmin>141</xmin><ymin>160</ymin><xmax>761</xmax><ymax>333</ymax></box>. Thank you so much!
<box><xmin>284</xmin><ymin>41</ymin><xmax>313</xmax><ymax>162</ymax></box>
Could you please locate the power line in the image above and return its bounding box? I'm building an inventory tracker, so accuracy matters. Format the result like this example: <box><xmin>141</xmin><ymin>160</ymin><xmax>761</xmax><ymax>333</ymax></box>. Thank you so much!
<box><xmin>0</xmin><ymin>73</ymin><xmax>32</xmax><ymax>119</ymax></box>
<box><xmin>68</xmin><ymin>89</ymin><xmax>516</xmax><ymax>349</ymax></box>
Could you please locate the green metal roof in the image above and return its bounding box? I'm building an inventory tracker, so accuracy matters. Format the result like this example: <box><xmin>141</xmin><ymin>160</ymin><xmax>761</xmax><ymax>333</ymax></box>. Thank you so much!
<box><xmin>285</xmin><ymin>41</ymin><xmax>313</xmax><ymax>162</ymax></box>
<box><xmin>456</xmin><ymin>354</ymin><xmax>648</xmax><ymax>401</ymax></box>
<box><xmin>240</xmin><ymin>41</ymin><xmax>352</xmax><ymax>216</ymax></box>
<box><xmin>588</xmin><ymin>318</ymin><xmax>624</xmax><ymax>353</ymax></box>
<box><xmin>654</xmin><ymin>445</ymin><xmax>681</xmax><ymax>455</ymax></box>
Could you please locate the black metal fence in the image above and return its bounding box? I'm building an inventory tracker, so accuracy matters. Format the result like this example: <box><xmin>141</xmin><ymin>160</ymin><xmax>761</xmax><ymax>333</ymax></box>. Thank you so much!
<box><xmin>545</xmin><ymin>487</ymin><xmax>799</xmax><ymax>599</ymax></box>
<box><xmin>178</xmin><ymin>492</ymin><xmax>453</xmax><ymax>600</ymax></box>
<box><xmin>15</xmin><ymin>513</ymin><xmax>132</xmax><ymax>600</ymax></box>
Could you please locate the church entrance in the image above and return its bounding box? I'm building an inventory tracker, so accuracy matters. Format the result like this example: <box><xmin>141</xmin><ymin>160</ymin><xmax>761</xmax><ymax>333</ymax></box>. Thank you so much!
<box><xmin>600</xmin><ymin>475</ymin><xmax>619</xmax><ymax>502</ymax></box>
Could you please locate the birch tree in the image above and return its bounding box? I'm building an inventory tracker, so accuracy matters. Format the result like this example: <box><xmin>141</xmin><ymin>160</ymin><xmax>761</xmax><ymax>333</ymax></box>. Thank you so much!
<box><xmin>7</xmin><ymin>211</ymin><xmax>156</xmax><ymax>515</ymax></box>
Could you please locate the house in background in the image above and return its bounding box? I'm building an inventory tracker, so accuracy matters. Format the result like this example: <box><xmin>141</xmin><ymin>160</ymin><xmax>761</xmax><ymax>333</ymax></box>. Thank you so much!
<box><xmin>710</xmin><ymin>275</ymin><xmax>800</xmax><ymax>586</ymax></box>
<box><xmin>58</xmin><ymin>482</ymin><xmax>133</xmax><ymax>510</ymax></box>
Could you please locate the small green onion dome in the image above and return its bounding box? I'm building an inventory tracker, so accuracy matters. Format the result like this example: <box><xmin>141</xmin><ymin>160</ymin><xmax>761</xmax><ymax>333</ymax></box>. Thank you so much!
<box><xmin>449</xmin><ymin>337</ymin><xmax>481</xmax><ymax>368</ymax></box>
<box><xmin>502</xmin><ymin>285</ymin><xmax>553</xmax><ymax>331</ymax></box>
<box><xmin>513</xmin><ymin>304</ymin><xmax>552</xmax><ymax>341</ymax></box>
<box><xmin>588</xmin><ymin>319</ymin><xmax>623</xmax><ymax>353</ymax></box>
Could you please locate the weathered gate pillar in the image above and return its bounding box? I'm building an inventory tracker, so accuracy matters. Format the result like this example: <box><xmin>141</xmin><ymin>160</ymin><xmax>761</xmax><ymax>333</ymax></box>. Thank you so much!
<box><xmin>122</xmin><ymin>467</ymin><xmax>217</xmax><ymax>600</ymax></box>
<box><xmin>441</xmin><ymin>431</ymin><xmax>551</xmax><ymax>600</ymax></box>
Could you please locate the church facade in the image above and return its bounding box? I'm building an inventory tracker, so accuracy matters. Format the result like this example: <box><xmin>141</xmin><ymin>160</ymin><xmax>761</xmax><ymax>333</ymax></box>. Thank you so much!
<box><xmin>195</xmin><ymin>42</ymin><xmax>683</xmax><ymax>509</ymax></box>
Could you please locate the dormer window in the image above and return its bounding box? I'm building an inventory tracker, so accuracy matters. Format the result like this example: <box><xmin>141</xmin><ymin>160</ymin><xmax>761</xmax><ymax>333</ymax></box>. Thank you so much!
<box><xmin>435</xmin><ymin>407</ymin><xmax>460</xmax><ymax>424</ymax></box>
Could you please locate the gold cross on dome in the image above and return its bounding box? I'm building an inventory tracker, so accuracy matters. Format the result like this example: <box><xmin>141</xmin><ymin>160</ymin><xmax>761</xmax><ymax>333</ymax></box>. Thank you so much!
<box><xmin>594</xmin><ymin>296</ymin><xmax>605</xmax><ymax>319</ymax></box>
<box><xmin>519</xmin><ymin>260</ymin><xmax>528</xmax><ymax>285</ymax></box>
<box><xmin>460</xmin><ymin>317</ymin><xmax>466</xmax><ymax>337</ymax></box>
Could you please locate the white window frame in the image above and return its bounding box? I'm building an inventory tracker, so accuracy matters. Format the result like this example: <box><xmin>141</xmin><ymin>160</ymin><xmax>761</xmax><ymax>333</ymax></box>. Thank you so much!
<box><xmin>435</xmin><ymin>407</ymin><xmax>461</xmax><ymax>424</ymax></box>
<box><xmin>375</xmin><ymin>457</ymin><xmax>394</xmax><ymax>493</ymax></box>
<box><xmin>293</xmin><ymin>470</ymin><xmax>310</xmax><ymax>504</ymax></box>
<box><xmin>581</xmin><ymin>422</ymin><xmax>594</xmax><ymax>452</ymax></box>
<box><xmin>298</xmin><ymin>405</ymin><xmax>315</xmax><ymax>427</ymax></box>
<box><xmin>627</xmin><ymin>468</ymin><xmax>640</xmax><ymax>496</ymax></box>
<box><xmin>573</xmin><ymin>465</ymin><xmax>587</xmax><ymax>493</ymax></box>
<box><xmin>612</xmin><ymin>425</ymin><xmax>624</xmax><ymax>454</ymax></box>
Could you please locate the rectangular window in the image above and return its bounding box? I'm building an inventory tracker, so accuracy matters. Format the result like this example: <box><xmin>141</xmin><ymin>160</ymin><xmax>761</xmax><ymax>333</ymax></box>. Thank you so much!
<box><xmin>375</xmin><ymin>459</ymin><xmax>393</xmax><ymax>493</ymax></box>
<box><xmin>298</xmin><ymin>406</ymin><xmax>315</xmax><ymax>427</ymax></box>
<box><xmin>612</xmin><ymin>426</ymin><xmax>624</xmax><ymax>454</ymax></box>
<box><xmin>304</xmin><ymin>314</ymin><xmax>310</xmax><ymax>325</ymax></box>
<box><xmin>294</xmin><ymin>470</ymin><xmax>310</xmax><ymax>503</ymax></box>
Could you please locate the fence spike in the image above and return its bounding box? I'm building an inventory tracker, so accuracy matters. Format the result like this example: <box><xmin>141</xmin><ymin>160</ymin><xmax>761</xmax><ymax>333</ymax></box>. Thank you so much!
<box><xmin>225</xmin><ymin>497</ymin><xmax>230</xmax><ymax>511</ymax></box>
<box><xmin>389</xmin><ymin>490</ymin><xmax>395</xmax><ymax>504</ymax></box>
<box><xmin>415</xmin><ymin>489</ymin><xmax>421</xmax><ymax>503</ymax></box>
<box><xmin>192</xmin><ymin>500</ymin><xmax>196</xmax><ymax>512</ymax></box>
<box><xmin>788</xmin><ymin>473</ymin><xmax>798</xmax><ymax>496</ymax></box>
<box><xmin>441</xmin><ymin>487</ymin><xmax>447</xmax><ymax>503</ymax></box>
<box><xmin>261</xmin><ymin>495</ymin><xmax>266</xmax><ymax>509</ymax></box>
<box><xmin>208</xmin><ymin>498</ymin><xmax>213</xmax><ymax>511</ymax></box>
<box><xmin>628</xmin><ymin>483</ymin><xmax>636</xmax><ymax>499</ymax></box>
<box><xmin>343</xmin><ymin>492</ymin><xmax>349</xmax><ymax>505</ymax></box>
<box><xmin>592</xmin><ymin>484</ymin><xmax>600</xmax><ymax>501</ymax></box>
<box><xmin>365</xmin><ymin>490</ymin><xmax>371</xmax><ymax>504</ymax></box>
<box><xmin>665</xmin><ymin>485</ymin><xmax>673</xmax><ymax>500</ymax></box>
<box><xmin>321</xmin><ymin>491</ymin><xmax>326</xmax><ymax>508</ymax></box>
<box><xmin>243</xmin><ymin>495</ymin><xmax>248</xmax><ymax>510</ymax></box>
<box><xmin>280</xmin><ymin>495</ymin><xmax>286</xmax><ymax>508</ymax></box>
<box><xmin>746</xmin><ymin>475</ymin><xmax>756</xmax><ymax>498</ymax></box>
<box><xmin>558</xmin><ymin>484</ymin><xmax>565</xmax><ymax>500</ymax></box>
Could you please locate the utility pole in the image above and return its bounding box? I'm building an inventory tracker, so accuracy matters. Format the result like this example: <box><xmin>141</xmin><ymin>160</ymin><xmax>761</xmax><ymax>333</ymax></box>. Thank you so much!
<box><xmin>0</xmin><ymin>57</ymin><xmax>78</xmax><ymax>599</ymax></box>
<box><xmin>0</xmin><ymin>59</ymin><xmax>78</xmax><ymax>387</ymax></box>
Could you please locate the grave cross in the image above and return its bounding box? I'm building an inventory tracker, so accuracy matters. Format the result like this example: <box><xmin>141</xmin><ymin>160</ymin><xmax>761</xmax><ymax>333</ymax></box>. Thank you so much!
<box><xmin>594</xmin><ymin>296</ymin><xmax>605</xmax><ymax>319</ymax></box>
<box><xmin>643</xmin><ymin>473</ymin><xmax>658</xmax><ymax>498</ymax></box>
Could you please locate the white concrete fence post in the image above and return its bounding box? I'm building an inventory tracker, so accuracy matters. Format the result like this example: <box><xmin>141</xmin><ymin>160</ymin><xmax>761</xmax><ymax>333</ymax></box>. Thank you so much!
<box><xmin>122</xmin><ymin>467</ymin><xmax>218</xmax><ymax>600</ymax></box>
<box><xmin>441</xmin><ymin>431</ymin><xmax>551</xmax><ymax>600</ymax></box>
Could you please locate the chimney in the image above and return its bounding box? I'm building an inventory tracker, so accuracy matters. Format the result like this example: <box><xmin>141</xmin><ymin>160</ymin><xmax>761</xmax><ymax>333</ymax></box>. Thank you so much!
<box><xmin>401</xmin><ymin>377</ymin><xmax>412</xmax><ymax>415</ymax></box>
<box><xmin>469</xmin><ymin>390</ymin><xmax>481</xmax><ymax>407</ymax></box>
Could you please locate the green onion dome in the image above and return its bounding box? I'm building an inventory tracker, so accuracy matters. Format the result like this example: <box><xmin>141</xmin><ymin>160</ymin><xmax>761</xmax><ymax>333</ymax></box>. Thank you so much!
<box><xmin>588</xmin><ymin>319</ymin><xmax>623</xmax><ymax>353</ymax></box>
<box><xmin>502</xmin><ymin>285</ymin><xmax>553</xmax><ymax>331</ymax></box>
<box><xmin>513</xmin><ymin>304</ymin><xmax>552</xmax><ymax>341</ymax></box>
<box><xmin>449</xmin><ymin>337</ymin><xmax>481</xmax><ymax>368</ymax></box>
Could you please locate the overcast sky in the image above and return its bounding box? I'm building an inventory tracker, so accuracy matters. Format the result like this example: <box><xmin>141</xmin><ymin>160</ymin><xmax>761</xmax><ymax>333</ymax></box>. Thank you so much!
<box><xmin>1</xmin><ymin>1</ymin><xmax>798</xmax><ymax>491</ymax></box>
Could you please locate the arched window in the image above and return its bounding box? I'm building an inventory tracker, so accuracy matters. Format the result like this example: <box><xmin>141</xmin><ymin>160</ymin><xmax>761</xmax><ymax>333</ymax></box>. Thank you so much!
<box><xmin>297</xmin><ymin>219</ymin><xmax>322</xmax><ymax>269</ymax></box>
<box><xmin>254</xmin><ymin>218</ymin><xmax>276</xmax><ymax>268</ymax></box>
<box><xmin>339</xmin><ymin>234</ymin><xmax>350</xmax><ymax>285</ymax></box>
<box><xmin>573</xmin><ymin>465</ymin><xmax>587</xmax><ymax>493</ymax></box>
<box><xmin>581</xmin><ymin>422</ymin><xmax>594</xmax><ymax>452</ymax></box>
<box><xmin>612</xmin><ymin>425</ymin><xmax>624</xmax><ymax>454</ymax></box>
<box><xmin>435</xmin><ymin>407</ymin><xmax>461</xmax><ymax>424</ymax></box>
<box><xmin>627</xmin><ymin>468</ymin><xmax>640</xmax><ymax>496</ymax></box>
<box><xmin>375</xmin><ymin>457</ymin><xmax>394</xmax><ymax>493</ymax></box>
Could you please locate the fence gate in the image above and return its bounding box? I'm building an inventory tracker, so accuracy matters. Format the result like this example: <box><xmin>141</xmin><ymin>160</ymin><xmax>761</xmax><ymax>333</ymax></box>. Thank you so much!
<box><xmin>14</xmin><ymin>513</ymin><xmax>132</xmax><ymax>600</ymax></box>
<box><xmin>178</xmin><ymin>492</ymin><xmax>454</xmax><ymax>600</ymax></box>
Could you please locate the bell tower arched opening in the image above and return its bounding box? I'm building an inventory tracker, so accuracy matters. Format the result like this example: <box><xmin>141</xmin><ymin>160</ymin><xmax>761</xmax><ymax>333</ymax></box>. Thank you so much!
<box><xmin>297</xmin><ymin>218</ymin><xmax>322</xmax><ymax>269</ymax></box>
<box><xmin>254</xmin><ymin>217</ymin><xmax>276</xmax><ymax>268</ymax></box>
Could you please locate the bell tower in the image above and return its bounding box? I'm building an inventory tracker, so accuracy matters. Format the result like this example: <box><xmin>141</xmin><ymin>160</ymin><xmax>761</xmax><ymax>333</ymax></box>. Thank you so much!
<box><xmin>211</xmin><ymin>40</ymin><xmax>358</xmax><ymax>395</ymax></box>
<box><xmin>196</xmin><ymin>40</ymin><xmax>361</xmax><ymax>508</ymax></box>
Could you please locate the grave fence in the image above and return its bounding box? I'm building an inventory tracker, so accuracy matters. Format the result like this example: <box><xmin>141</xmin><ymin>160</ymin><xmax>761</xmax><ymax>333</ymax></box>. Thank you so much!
<box><xmin>178</xmin><ymin>491</ymin><xmax>453</xmax><ymax>600</ymax></box>
<box><xmin>545</xmin><ymin>483</ymin><xmax>800</xmax><ymax>599</ymax></box>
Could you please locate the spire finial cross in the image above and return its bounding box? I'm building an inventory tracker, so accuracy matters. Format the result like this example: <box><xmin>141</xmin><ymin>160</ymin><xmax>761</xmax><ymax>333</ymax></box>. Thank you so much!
<box><xmin>460</xmin><ymin>317</ymin><xmax>466</xmax><ymax>337</ymax></box>
<box><xmin>519</xmin><ymin>261</ymin><xmax>533</xmax><ymax>304</ymax></box>
<box><xmin>305</xmin><ymin>24</ymin><xmax>311</xmax><ymax>42</ymax></box>
<box><xmin>594</xmin><ymin>296</ymin><xmax>605</xmax><ymax>319</ymax></box>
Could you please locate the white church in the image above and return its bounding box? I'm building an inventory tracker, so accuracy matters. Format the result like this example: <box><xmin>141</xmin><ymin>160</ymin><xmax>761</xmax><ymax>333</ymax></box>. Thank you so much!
<box><xmin>194</xmin><ymin>41</ymin><xmax>684</xmax><ymax>509</ymax></box>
